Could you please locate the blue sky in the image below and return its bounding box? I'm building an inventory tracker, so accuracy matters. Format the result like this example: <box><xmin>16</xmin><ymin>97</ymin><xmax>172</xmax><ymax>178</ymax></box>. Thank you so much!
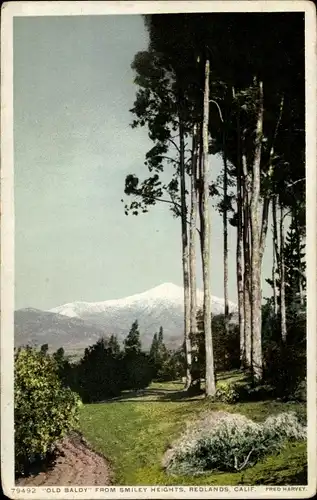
<box><xmin>14</xmin><ymin>14</ymin><xmax>273</xmax><ymax>310</ymax></box>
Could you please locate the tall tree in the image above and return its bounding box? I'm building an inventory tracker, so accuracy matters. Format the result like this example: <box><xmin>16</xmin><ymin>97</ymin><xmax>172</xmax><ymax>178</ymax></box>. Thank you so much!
<box><xmin>249</xmin><ymin>78</ymin><xmax>265</xmax><ymax>381</ymax></box>
<box><xmin>123</xmin><ymin>47</ymin><xmax>195</xmax><ymax>390</ymax></box>
<box><xmin>189</xmin><ymin>122</ymin><xmax>200</xmax><ymax>391</ymax></box>
<box><xmin>177</xmin><ymin>85</ymin><xmax>192</xmax><ymax>389</ymax></box>
<box><xmin>272</xmin><ymin>196</ymin><xmax>279</xmax><ymax>316</ymax></box>
<box><xmin>279</xmin><ymin>204</ymin><xmax>287</xmax><ymax>342</ymax></box>
<box><xmin>234</xmin><ymin>90</ymin><xmax>245</xmax><ymax>365</ymax></box>
<box><xmin>202</xmin><ymin>56</ymin><xmax>216</xmax><ymax>397</ymax></box>
<box><xmin>222</xmin><ymin>98</ymin><xmax>230</xmax><ymax>337</ymax></box>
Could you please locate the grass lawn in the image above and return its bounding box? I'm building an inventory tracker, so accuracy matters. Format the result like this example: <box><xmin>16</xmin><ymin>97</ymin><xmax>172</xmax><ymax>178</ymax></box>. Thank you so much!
<box><xmin>79</xmin><ymin>371</ymin><xmax>307</xmax><ymax>486</ymax></box>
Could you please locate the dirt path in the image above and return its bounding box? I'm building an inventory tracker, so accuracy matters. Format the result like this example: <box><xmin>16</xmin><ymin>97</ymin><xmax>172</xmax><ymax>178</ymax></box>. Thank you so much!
<box><xmin>16</xmin><ymin>432</ymin><xmax>112</xmax><ymax>487</ymax></box>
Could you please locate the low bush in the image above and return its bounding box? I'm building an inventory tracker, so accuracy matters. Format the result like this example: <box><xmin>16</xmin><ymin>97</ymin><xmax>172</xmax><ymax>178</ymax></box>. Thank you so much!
<box><xmin>293</xmin><ymin>379</ymin><xmax>307</xmax><ymax>402</ymax></box>
<box><xmin>234</xmin><ymin>382</ymin><xmax>276</xmax><ymax>402</ymax></box>
<box><xmin>213</xmin><ymin>383</ymin><xmax>240</xmax><ymax>404</ymax></box>
<box><xmin>163</xmin><ymin>411</ymin><xmax>306</xmax><ymax>476</ymax></box>
<box><xmin>15</xmin><ymin>347</ymin><xmax>81</xmax><ymax>475</ymax></box>
<box><xmin>213</xmin><ymin>380</ymin><xmax>276</xmax><ymax>404</ymax></box>
<box><xmin>262</xmin><ymin>412</ymin><xmax>306</xmax><ymax>442</ymax></box>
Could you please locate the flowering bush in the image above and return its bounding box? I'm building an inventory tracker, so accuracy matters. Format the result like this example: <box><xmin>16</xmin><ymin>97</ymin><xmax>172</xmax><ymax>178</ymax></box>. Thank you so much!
<box><xmin>163</xmin><ymin>411</ymin><xmax>306</xmax><ymax>476</ymax></box>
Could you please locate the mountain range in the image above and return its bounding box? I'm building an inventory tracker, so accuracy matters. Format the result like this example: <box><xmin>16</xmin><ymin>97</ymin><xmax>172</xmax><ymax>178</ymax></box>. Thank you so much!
<box><xmin>15</xmin><ymin>283</ymin><xmax>237</xmax><ymax>355</ymax></box>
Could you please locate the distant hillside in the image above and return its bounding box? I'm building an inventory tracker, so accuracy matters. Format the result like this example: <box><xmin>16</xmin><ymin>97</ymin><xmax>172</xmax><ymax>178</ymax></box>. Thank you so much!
<box><xmin>14</xmin><ymin>308</ymin><xmax>105</xmax><ymax>354</ymax></box>
<box><xmin>16</xmin><ymin>284</ymin><xmax>238</xmax><ymax>355</ymax></box>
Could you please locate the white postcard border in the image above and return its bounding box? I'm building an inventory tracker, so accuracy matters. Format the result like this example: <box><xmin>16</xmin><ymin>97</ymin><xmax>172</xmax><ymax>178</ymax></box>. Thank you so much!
<box><xmin>1</xmin><ymin>1</ymin><xmax>316</xmax><ymax>499</ymax></box>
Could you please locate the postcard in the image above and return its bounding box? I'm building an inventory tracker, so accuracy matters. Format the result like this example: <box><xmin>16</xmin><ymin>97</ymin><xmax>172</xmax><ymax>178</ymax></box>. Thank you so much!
<box><xmin>1</xmin><ymin>1</ymin><xmax>316</xmax><ymax>498</ymax></box>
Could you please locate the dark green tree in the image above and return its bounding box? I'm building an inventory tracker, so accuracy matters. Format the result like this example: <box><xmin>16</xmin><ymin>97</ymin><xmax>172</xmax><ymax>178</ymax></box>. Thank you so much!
<box><xmin>76</xmin><ymin>337</ymin><xmax>125</xmax><ymax>402</ymax></box>
<box><xmin>53</xmin><ymin>346</ymin><xmax>65</xmax><ymax>365</ymax></box>
<box><xmin>124</xmin><ymin>320</ymin><xmax>142</xmax><ymax>354</ymax></box>
<box><xmin>40</xmin><ymin>343</ymin><xmax>49</xmax><ymax>356</ymax></box>
<box><xmin>149</xmin><ymin>327</ymin><xmax>170</xmax><ymax>380</ymax></box>
<box><xmin>149</xmin><ymin>333</ymin><xmax>159</xmax><ymax>360</ymax></box>
<box><xmin>108</xmin><ymin>334</ymin><xmax>121</xmax><ymax>356</ymax></box>
<box><xmin>284</xmin><ymin>218</ymin><xmax>306</xmax><ymax>313</ymax></box>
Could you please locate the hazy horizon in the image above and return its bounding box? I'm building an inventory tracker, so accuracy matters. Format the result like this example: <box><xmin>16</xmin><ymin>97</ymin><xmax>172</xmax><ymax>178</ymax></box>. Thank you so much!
<box><xmin>14</xmin><ymin>15</ymin><xmax>274</xmax><ymax>311</ymax></box>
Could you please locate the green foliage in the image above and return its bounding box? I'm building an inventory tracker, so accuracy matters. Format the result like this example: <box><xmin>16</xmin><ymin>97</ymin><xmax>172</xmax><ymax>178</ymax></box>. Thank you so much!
<box><xmin>53</xmin><ymin>346</ymin><xmax>65</xmax><ymax>365</ymax></box>
<box><xmin>123</xmin><ymin>352</ymin><xmax>153</xmax><ymax>391</ymax></box>
<box><xmin>40</xmin><ymin>343</ymin><xmax>49</xmax><ymax>355</ymax></box>
<box><xmin>63</xmin><ymin>323</ymin><xmax>154</xmax><ymax>402</ymax></box>
<box><xmin>213</xmin><ymin>383</ymin><xmax>240</xmax><ymax>404</ymax></box>
<box><xmin>163</xmin><ymin>411</ymin><xmax>306</xmax><ymax>476</ymax></box>
<box><xmin>161</xmin><ymin>345</ymin><xmax>186</xmax><ymax>381</ymax></box>
<box><xmin>284</xmin><ymin>217</ymin><xmax>306</xmax><ymax>309</ymax></box>
<box><xmin>235</xmin><ymin>383</ymin><xmax>276</xmax><ymax>402</ymax></box>
<box><xmin>263</xmin><ymin>341</ymin><xmax>306</xmax><ymax>400</ymax></box>
<box><xmin>15</xmin><ymin>347</ymin><xmax>81</xmax><ymax>475</ymax></box>
<box><xmin>196</xmin><ymin>312</ymin><xmax>240</xmax><ymax>375</ymax></box>
<box><xmin>266</xmin><ymin>214</ymin><xmax>306</xmax><ymax>332</ymax></box>
<box><xmin>72</xmin><ymin>337</ymin><xmax>125</xmax><ymax>402</ymax></box>
<box><xmin>149</xmin><ymin>326</ymin><xmax>179</xmax><ymax>381</ymax></box>
<box><xmin>124</xmin><ymin>320</ymin><xmax>142</xmax><ymax>354</ymax></box>
<box><xmin>261</xmin><ymin>299</ymin><xmax>306</xmax><ymax>400</ymax></box>
<box><xmin>122</xmin><ymin>321</ymin><xmax>153</xmax><ymax>390</ymax></box>
<box><xmin>123</xmin><ymin>46</ymin><xmax>183</xmax><ymax>220</ymax></box>
<box><xmin>108</xmin><ymin>334</ymin><xmax>121</xmax><ymax>356</ymax></box>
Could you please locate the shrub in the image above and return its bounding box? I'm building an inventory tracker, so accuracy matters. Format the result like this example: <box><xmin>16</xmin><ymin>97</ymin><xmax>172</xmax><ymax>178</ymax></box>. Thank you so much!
<box><xmin>15</xmin><ymin>347</ymin><xmax>81</xmax><ymax>475</ymax></box>
<box><xmin>214</xmin><ymin>383</ymin><xmax>240</xmax><ymax>404</ymax></box>
<box><xmin>233</xmin><ymin>382</ymin><xmax>276</xmax><ymax>402</ymax></box>
<box><xmin>163</xmin><ymin>411</ymin><xmax>306</xmax><ymax>476</ymax></box>
<box><xmin>293</xmin><ymin>379</ymin><xmax>307</xmax><ymax>402</ymax></box>
<box><xmin>262</xmin><ymin>412</ymin><xmax>306</xmax><ymax>442</ymax></box>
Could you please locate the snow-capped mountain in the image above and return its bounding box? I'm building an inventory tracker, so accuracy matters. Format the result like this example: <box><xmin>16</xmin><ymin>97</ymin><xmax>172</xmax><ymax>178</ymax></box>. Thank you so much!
<box><xmin>49</xmin><ymin>283</ymin><xmax>237</xmax><ymax>349</ymax></box>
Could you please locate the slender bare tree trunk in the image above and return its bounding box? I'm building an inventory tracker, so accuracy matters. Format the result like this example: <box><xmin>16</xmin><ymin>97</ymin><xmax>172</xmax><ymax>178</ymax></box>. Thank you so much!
<box><xmin>189</xmin><ymin>123</ymin><xmax>200</xmax><ymax>392</ymax></box>
<box><xmin>250</xmin><ymin>79</ymin><xmax>264</xmax><ymax>382</ymax></box>
<box><xmin>237</xmin><ymin>187</ymin><xmax>245</xmax><ymax>365</ymax></box>
<box><xmin>235</xmin><ymin>91</ymin><xmax>245</xmax><ymax>366</ymax></box>
<box><xmin>202</xmin><ymin>58</ymin><xmax>216</xmax><ymax>397</ymax></box>
<box><xmin>294</xmin><ymin>207</ymin><xmax>305</xmax><ymax>306</ymax></box>
<box><xmin>242</xmin><ymin>151</ymin><xmax>252</xmax><ymax>368</ymax></box>
<box><xmin>272</xmin><ymin>196</ymin><xmax>279</xmax><ymax>316</ymax></box>
<box><xmin>198</xmin><ymin>123</ymin><xmax>204</xmax><ymax>257</ymax></box>
<box><xmin>267</xmin><ymin>95</ymin><xmax>284</xmax><ymax>321</ymax></box>
<box><xmin>222</xmin><ymin>121</ymin><xmax>229</xmax><ymax>336</ymax></box>
<box><xmin>272</xmin><ymin>242</ymin><xmax>278</xmax><ymax>317</ymax></box>
<box><xmin>178</xmin><ymin>99</ymin><xmax>192</xmax><ymax>389</ymax></box>
<box><xmin>279</xmin><ymin>203</ymin><xmax>287</xmax><ymax>342</ymax></box>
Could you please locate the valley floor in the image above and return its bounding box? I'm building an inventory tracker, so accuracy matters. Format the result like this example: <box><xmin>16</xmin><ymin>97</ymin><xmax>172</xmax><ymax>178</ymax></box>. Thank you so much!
<box><xmin>79</xmin><ymin>372</ymin><xmax>307</xmax><ymax>486</ymax></box>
